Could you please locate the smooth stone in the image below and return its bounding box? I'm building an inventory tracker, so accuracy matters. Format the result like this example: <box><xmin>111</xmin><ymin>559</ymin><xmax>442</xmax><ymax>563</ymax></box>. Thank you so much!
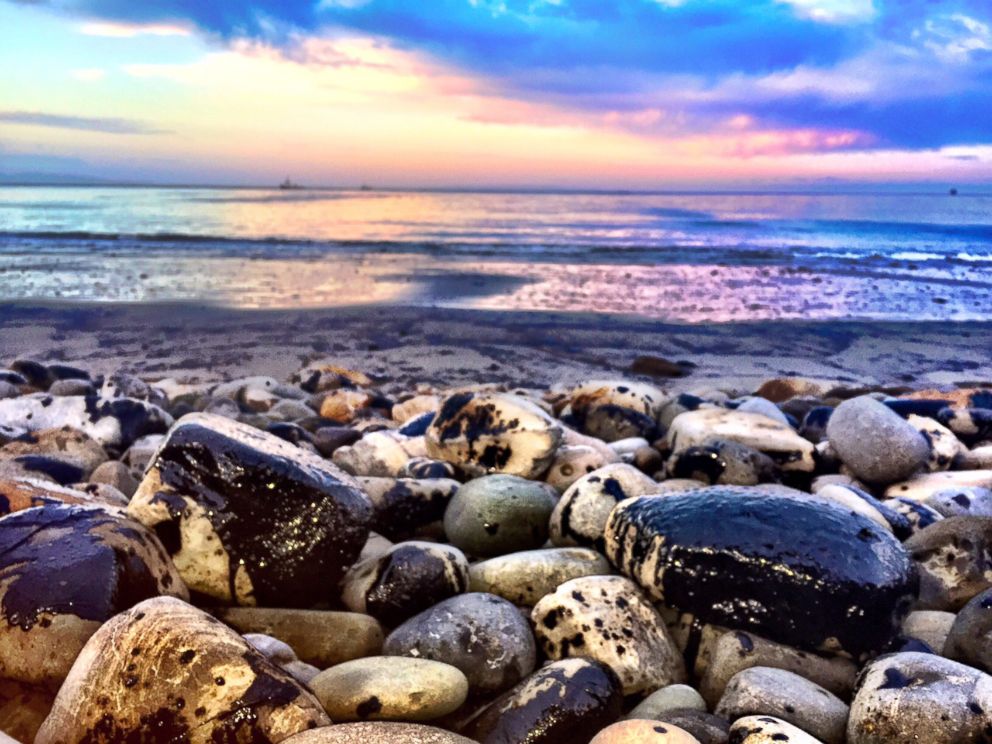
<box><xmin>901</xmin><ymin>610</ymin><xmax>956</xmax><ymax>655</ymax></box>
<box><xmin>0</xmin><ymin>503</ymin><xmax>187</xmax><ymax>687</ymax></box>
<box><xmin>391</xmin><ymin>394</ymin><xmax>441</xmax><ymax>424</ymax></box>
<box><xmin>608</xmin><ymin>436</ymin><xmax>652</xmax><ymax>460</ymax></box>
<box><xmin>319</xmin><ymin>389</ymin><xmax>379</xmax><ymax>422</ymax></box>
<box><xmin>884</xmin><ymin>469</ymin><xmax>992</xmax><ymax>501</ymax></box>
<box><xmin>698</xmin><ymin>630</ymin><xmax>857</xmax><ymax>707</ymax></box>
<box><xmin>426</xmin><ymin>392</ymin><xmax>563</xmax><ymax>479</ymax></box>
<box><xmin>549</xmin><ymin>463</ymin><xmax>659</xmax><ymax>550</ymax></box>
<box><xmin>121</xmin><ymin>433</ymin><xmax>164</xmax><ymax>473</ymax></box>
<box><xmin>469</xmin><ymin>547</ymin><xmax>610</xmax><ymax>606</ymax></box>
<box><xmin>558</xmin><ymin>380</ymin><xmax>666</xmax><ymax>442</ymax></box>
<box><xmin>87</xmin><ymin>459</ymin><xmax>139</xmax><ymax>497</ymax></box>
<box><xmin>0</xmin><ymin>678</ymin><xmax>53</xmax><ymax>743</ymax></box>
<box><xmin>905</xmin><ymin>516</ymin><xmax>992</xmax><ymax>610</ymax></box>
<box><xmin>384</xmin><ymin>593</ymin><xmax>536</xmax><ymax>696</ymax></box>
<box><xmin>938</xmin><ymin>407</ymin><xmax>992</xmax><ymax>445</ymax></box>
<box><xmin>881</xmin><ymin>497</ymin><xmax>943</xmax><ymax>535</ymax></box>
<box><xmin>0</xmin><ymin>477</ymin><xmax>125</xmax><ymax>515</ymax></box>
<box><xmin>944</xmin><ymin>587</ymin><xmax>992</xmax><ymax>672</ymax></box>
<box><xmin>311</xmin><ymin>656</ymin><xmax>468</xmax><ymax>722</ymax></box>
<box><xmin>730</xmin><ymin>716</ymin><xmax>824</xmax><ymax>744</ymax></box>
<box><xmin>907</xmin><ymin>414</ymin><xmax>965</xmax><ymax>472</ymax></box>
<box><xmin>281</xmin><ymin>721</ymin><xmax>476</xmax><ymax>744</ymax></box>
<box><xmin>214</xmin><ymin>607</ymin><xmax>384</xmax><ymax>668</ymax></box>
<box><xmin>605</xmin><ymin>488</ymin><xmax>916</xmax><ymax>659</ymax></box>
<box><xmin>129</xmin><ymin>413</ymin><xmax>371</xmax><ymax>606</ymax></box>
<box><xmin>292</xmin><ymin>364</ymin><xmax>373</xmax><ymax>392</ymax></box>
<box><xmin>926</xmin><ymin>486</ymin><xmax>992</xmax><ymax>517</ymax></box>
<box><xmin>627</xmin><ymin>685</ymin><xmax>707</xmax><ymax>720</ymax></box>
<box><xmin>813</xmin><ymin>484</ymin><xmax>893</xmax><ymax>532</ymax></box>
<box><xmin>100</xmin><ymin>371</ymin><xmax>155</xmax><ymax>401</ymax></box>
<box><xmin>799</xmin><ymin>406</ymin><xmax>834</xmax><ymax>444</ymax></box>
<box><xmin>313</xmin><ymin>426</ymin><xmax>362</xmax><ymax>457</ymax></box>
<box><xmin>35</xmin><ymin>597</ymin><xmax>329</xmax><ymax>742</ymax></box>
<box><xmin>667</xmin><ymin>409</ymin><xmax>814</xmax><ymax>472</ymax></box>
<box><xmin>963</xmin><ymin>445</ymin><xmax>992</xmax><ymax>470</ymax></box>
<box><xmin>398</xmin><ymin>457</ymin><xmax>456</xmax><ymax>480</ymax></box>
<box><xmin>357</xmin><ymin>476</ymin><xmax>460</xmax><ymax>541</ymax></box>
<box><xmin>48</xmin><ymin>379</ymin><xmax>96</xmax><ymax>397</ymax></box>
<box><xmin>70</xmin><ymin>482</ymin><xmax>130</xmax><ymax>509</ymax></box>
<box><xmin>847</xmin><ymin>652</ymin><xmax>992</xmax><ymax>744</ymax></box>
<box><xmin>590</xmin><ymin>719</ymin><xmax>701</xmax><ymax>744</ymax></box>
<box><xmin>756</xmin><ymin>378</ymin><xmax>830</xmax><ymax>403</ymax></box>
<box><xmin>341</xmin><ymin>541</ymin><xmax>469</xmax><ymax>627</ymax></box>
<box><xmin>0</xmin><ymin>427</ymin><xmax>107</xmax><ymax>479</ymax></box>
<box><xmin>0</xmin><ymin>394</ymin><xmax>172</xmax><ymax>451</ymax></box>
<box><xmin>244</xmin><ymin>633</ymin><xmax>298</xmax><ymax>665</ymax></box>
<box><xmin>0</xmin><ymin>382</ymin><xmax>19</xmax><ymax>400</ymax></box>
<box><xmin>464</xmin><ymin>658</ymin><xmax>623</xmax><ymax>744</ymax></box>
<box><xmin>654</xmin><ymin>710</ymin><xmax>729</xmax><ymax>744</ymax></box>
<box><xmin>666</xmin><ymin>439</ymin><xmax>778</xmax><ymax>487</ymax></box>
<box><xmin>333</xmin><ymin>430</ymin><xmax>428</xmax><ymax>477</ymax></box>
<box><xmin>282</xmin><ymin>660</ymin><xmax>321</xmax><ymax>686</ymax></box>
<box><xmin>715</xmin><ymin>667</ymin><xmax>847</xmax><ymax>744</ymax></box>
<box><xmin>444</xmin><ymin>475</ymin><xmax>558</xmax><ymax>557</ymax></box>
<box><xmin>826</xmin><ymin>395</ymin><xmax>929</xmax><ymax>484</ymax></box>
<box><xmin>735</xmin><ymin>397</ymin><xmax>789</xmax><ymax>425</ymax></box>
<box><xmin>532</xmin><ymin>575</ymin><xmax>686</xmax><ymax>695</ymax></box>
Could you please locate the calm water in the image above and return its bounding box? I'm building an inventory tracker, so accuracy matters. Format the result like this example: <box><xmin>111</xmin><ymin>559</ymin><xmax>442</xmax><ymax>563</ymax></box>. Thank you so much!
<box><xmin>1</xmin><ymin>186</ymin><xmax>991</xmax><ymax>321</ymax></box>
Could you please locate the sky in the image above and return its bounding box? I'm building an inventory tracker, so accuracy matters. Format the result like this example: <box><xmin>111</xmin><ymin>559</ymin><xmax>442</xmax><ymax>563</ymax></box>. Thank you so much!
<box><xmin>0</xmin><ymin>0</ymin><xmax>991</xmax><ymax>188</ymax></box>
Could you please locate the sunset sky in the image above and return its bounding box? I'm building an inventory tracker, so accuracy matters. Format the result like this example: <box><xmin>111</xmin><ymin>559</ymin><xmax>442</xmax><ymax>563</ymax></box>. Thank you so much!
<box><xmin>1</xmin><ymin>0</ymin><xmax>990</xmax><ymax>188</ymax></box>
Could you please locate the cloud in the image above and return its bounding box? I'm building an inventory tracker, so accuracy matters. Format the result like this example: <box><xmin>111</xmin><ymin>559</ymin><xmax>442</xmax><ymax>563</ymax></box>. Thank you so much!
<box><xmin>79</xmin><ymin>20</ymin><xmax>191</xmax><ymax>36</ymax></box>
<box><xmin>0</xmin><ymin>110</ymin><xmax>168</xmax><ymax>134</ymax></box>
<box><xmin>70</xmin><ymin>67</ymin><xmax>106</xmax><ymax>81</ymax></box>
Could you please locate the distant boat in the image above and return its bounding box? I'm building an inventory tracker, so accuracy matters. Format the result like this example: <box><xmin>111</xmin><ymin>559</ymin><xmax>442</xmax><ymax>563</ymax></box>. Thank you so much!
<box><xmin>279</xmin><ymin>177</ymin><xmax>304</xmax><ymax>190</ymax></box>
<box><xmin>950</xmin><ymin>187</ymin><xmax>959</xmax><ymax>196</ymax></box>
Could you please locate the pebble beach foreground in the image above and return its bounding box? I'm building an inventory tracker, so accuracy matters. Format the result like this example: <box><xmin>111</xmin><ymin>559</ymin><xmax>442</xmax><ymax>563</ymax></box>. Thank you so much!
<box><xmin>4</xmin><ymin>361</ymin><xmax>992</xmax><ymax>743</ymax></box>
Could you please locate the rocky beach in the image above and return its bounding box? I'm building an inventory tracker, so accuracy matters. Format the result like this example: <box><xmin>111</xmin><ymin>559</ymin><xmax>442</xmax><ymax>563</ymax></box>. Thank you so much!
<box><xmin>3</xmin><ymin>347</ymin><xmax>992</xmax><ymax>743</ymax></box>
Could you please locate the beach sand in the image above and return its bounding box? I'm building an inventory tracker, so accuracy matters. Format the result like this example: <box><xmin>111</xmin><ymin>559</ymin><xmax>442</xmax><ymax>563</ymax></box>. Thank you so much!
<box><xmin>2</xmin><ymin>301</ymin><xmax>989</xmax><ymax>394</ymax></box>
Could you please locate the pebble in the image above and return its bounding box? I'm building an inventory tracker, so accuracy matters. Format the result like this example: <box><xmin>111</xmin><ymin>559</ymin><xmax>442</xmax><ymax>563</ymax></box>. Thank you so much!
<box><xmin>667</xmin><ymin>439</ymin><xmax>778</xmax><ymax>486</ymax></box>
<box><xmin>847</xmin><ymin>652</ymin><xmax>992</xmax><ymax>743</ymax></box>
<box><xmin>444</xmin><ymin>474</ymin><xmax>558</xmax><ymax>557</ymax></box>
<box><xmin>943</xmin><ymin>587</ymin><xmax>992</xmax><ymax>672</ymax></box>
<box><xmin>128</xmin><ymin>412</ymin><xmax>372</xmax><ymax>606</ymax></box>
<box><xmin>938</xmin><ymin>407</ymin><xmax>992</xmax><ymax>445</ymax></box>
<box><xmin>0</xmin><ymin>503</ymin><xmax>187</xmax><ymax>687</ymax></box>
<box><xmin>35</xmin><ymin>596</ymin><xmax>329</xmax><ymax>742</ymax></box>
<box><xmin>464</xmin><ymin>658</ymin><xmax>623</xmax><ymax>744</ymax></box>
<box><xmin>281</xmin><ymin>721</ymin><xmax>476</xmax><ymax>743</ymax></box>
<box><xmin>907</xmin><ymin>414</ymin><xmax>965</xmax><ymax>471</ymax></box>
<box><xmin>391</xmin><ymin>394</ymin><xmax>441</xmax><ymax>424</ymax></box>
<box><xmin>426</xmin><ymin>392</ymin><xmax>563</xmax><ymax>478</ymax></box>
<box><xmin>627</xmin><ymin>685</ymin><xmax>707</xmax><ymax>720</ymax></box>
<box><xmin>925</xmin><ymin>486</ymin><xmax>992</xmax><ymax>517</ymax></box>
<box><xmin>341</xmin><ymin>541</ymin><xmax>469</xmax><ymax>626</ymax></box>
<box><xmin>87</xmin><ymin>459</ymin><xmax>139</xmax><ymax>497</ymax></box>
<box><xmin>121</xmin><ymin>433</ymin><xmax>165</xmax><ymax>473</ymax></box>
<box><xmin>901</xmin><ymin>610</ymin><xmax>956</xmax><ymax>656</ymax></box>
<box><xmin>532</xmin><ymin>575</ymin><xmax>686</xmax><ymax>694</ymax></box>
<box><xmin>0</xmin><ymin>427</ymin><xmax>108</xmax><ymax>479</ymax></box>
<box><xmin>904</xmin><ymin>516</ymin><xmax>992</xmax><ymax>610</ymax></box>
<box><xmin>667</xmin><ymin>408</ymin><xmax>815</xmax><ymax>473</ymax></box>
<box><xmin>311</xmin><ymin>656</ymin><xmax>468</xmax><ymax>722</ymax></box>
<box><xmin>590</xmin><ymin>719</ymin><xmax>702</xmax><ymax>744</ymax></box>
<box><xmin>825</xmin><ymin>396</ymin><xmax>930</xmax><ymax>484</ymax></box>
<box><xmin>383</xmin><ymin>592</ymin><xmax>536</xmax><ymax>695</ymax></box>
<box><xmin>884</xmin><ymin>469</ymin><xmax>992</xmax><ymax>501</ymax></box>
<box><xmin>213</xmin><ymin>607</ymin><xmax>384</xmax><ymax>668</ymax></box>
<box><xmin>715</xmin><ymin>667</ymin><xmax>848</xmax><ymax>744</ymax></box>
<box><xmin>243</xmin><ymin>632</ymin><xmax>298</xmax><ymax>665</ymax></box>
<box><xmin>880</xmin><ymin>496</ymin><xmax>943</xmax><ymax>534</ymax></box>
<box><xmin>558</xmin><ymin>380</ymin><xmax>665</xmax><ymax>442</ymax></box>
<box><xmin>654</xmin><ymin>710</ymin><xmax>730</xmax><ymax>744</ymax></box>
<box><xmin>605</xmin><ymin>487</ymin><xmax>916</xmax><ymax>658</ymax></box>
<box><xmin>399</xmin><ymin>457</ymin><xmax>456</xmax><ymax>479</ymax></box>
<box><xmin>333</xmin><ymin>430</ymin><xmax>428</xmax><ymax>477</ymax></box>
<box><xmin>729</xmin><ymin>716</ymin><xmax>824</xmax><ymax>743</ymax></box>
<box><xmin>468</xmin><ymin>547</ymin><xmax>610</xmax><ymax>606</ymax></box>
<box><xmin>48</xmin><ymin>379</ymin><xmax>96</xmax><ymax>397</ymax></box>
<box><xmin>735</xmin><ymin>396</ymin><xmax>789</xmax><ymax>425</ymax></box>
<box><xmin>0</xmin><ymin>678</ymin><xmax>53</xmax><ymax>743</ymax></box>
<box><xmin>0</xmin><ymin>381</ymin><xmax>20</xmax><ymax>400</ymax></box>
<box><xmin>358</xmin><ymin>476</ymin><xmax>460</xmax><ymax>540</ymax></box>
<box><xmin>549</xmin><ymin>463</ymin><xmax>659</xmax><ymax>550</ymax></box>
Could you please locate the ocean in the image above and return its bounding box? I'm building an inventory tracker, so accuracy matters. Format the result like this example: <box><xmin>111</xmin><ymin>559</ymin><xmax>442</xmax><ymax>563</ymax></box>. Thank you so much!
<box><xmin>1</xmin><ymin>186</ymin><xmax>991</xmax><ymax>322</ymax></box>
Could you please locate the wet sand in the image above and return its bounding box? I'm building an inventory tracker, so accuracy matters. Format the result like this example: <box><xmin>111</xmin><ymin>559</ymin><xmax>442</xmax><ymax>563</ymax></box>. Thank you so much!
<box><xmin>2</xmin><ymin>302</ymin><xmax>990</xmax><ymax>394</ymax></box>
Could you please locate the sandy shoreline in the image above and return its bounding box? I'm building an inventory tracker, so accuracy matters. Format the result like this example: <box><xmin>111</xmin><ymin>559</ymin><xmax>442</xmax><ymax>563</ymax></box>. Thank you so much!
<box><xmin>2</xmin><ymin>301</ymin><xmax>990</xmax><ymax>393</ymax></box>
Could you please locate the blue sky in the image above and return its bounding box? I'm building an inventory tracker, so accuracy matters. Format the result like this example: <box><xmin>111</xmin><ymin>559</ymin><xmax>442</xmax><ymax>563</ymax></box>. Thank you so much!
<box><xmin>1</xmin><ymin>0</ymin><xmax>990</xmax><ymax>186</ymax></box>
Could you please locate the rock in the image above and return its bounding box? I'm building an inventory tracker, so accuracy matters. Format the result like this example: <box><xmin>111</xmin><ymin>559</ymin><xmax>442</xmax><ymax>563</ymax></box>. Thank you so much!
<box><xmin>342</xmin><ymin>541</ymin><xmax>469</xmax><ymax>627</ymax></box>
<box><xmin>532</xmin><ymin>575</ymin><xmax>685</xmax><ymax>695</ymax></box>
<box><xmin>281</xmin><ymin>721</ymin><xmax>476</xmax><ymax>743</ymax></box>
<box><xmin>0</xmin><ymin>503</ymin><xmax>187</xmax><ymax>687</ymax></box>
<box><xmin>826</xmin><ymin>396</ymin><xmax>930</xmax><ymax>484</ymax></box>
<box><xmin>590</xmin><ymin>719</ymin><xmax>701</xmax><ymax>743</ymax></box>
<box><xmin>734</xmin><ymin>397</ymin><xmax>789</xmax><ymax>426</ymax></box>
<box><xmin>715</xmin><ymin>667</ymin><xmax>847</xmax><ymax>744</ymax></box>
<box><xmin>311</xmin><ymin>656</ymin><xmax>468</xmax><ymax>723</ymax></box>
<box><xmin>944</xmin><ymin>588</ymin><xmax>992</xmax><ymax>672</ymax></box>
<box><xmin>48</xmin><ymin>379</ymin><xmax>96</xmax><ymax>397</ymax></box>
<box><xmin>605</xmin><ymin>488</ymin><xmax>917</xmax><ymax>659</ymax></box>
<box><xmin>398</xmin><ymin>457</ymin><xmax>456</xmax><ymax>479</ymax></box>
<box><xmin>654</xmin><ymin>711</ymin><xmax>729</xmax><ymax>744</ymax></box>
<box><xmin>0</xmin><ymin>427</ymin><xmax>108</xmax><ymax>479</ymax></box>
<box><xmin>549</xmin><ymin>463</ymin><xmax>659</xmax><ymax>550</ymax></box>
<box><xmin>926</xmin><ymin>486</ymin><xmax>992</xmax><ymax>517</ymax></box>
<box><xmin>71</xmin><ymin>482</ymin><xmax>130</xmax><ymax>509</ymax></box>
<box><xmin>333</xmin><ymin>430</ymin><xmax>427</xmax><ymax>477</ymax></box>
<box><xmin>391</xmin><ymin>395</ymin><xmax>440</xmax><ymax>424</ymax></box>
<box><xmin>729</xmin><ymin>716</ymin><xmax>824</xmax><ymax>744</ymax></box>
<box><xmin>314</xmin><ymin>426</ymin><xmax>362</xmax><ymax>457</ymax></box>
<box><xmin>0</xmin><ymin>477</ymin><xmax>123</xmax><ymax>515</ymax></box>
<box><xmin>905</xmin><ymin>516</ymin><xmax>992</xmax><ymax>610</ymax></box>
<box><xmin>667</xmin><ymin>409</ymin><xmax>814</xmax><ymax>472</ymax></box>
<box><xmin>907</xmin><ymin>414</ymin><xmax>965</xmax><ymax>472</ymax></box>
<box><xmin>881</xmin><ymin>497</ymin><xmax>943</xmax><ymax>535</ymax></box>
<box><xmin>282</xmin><ymin>660</ymin><xmax>321</xmax><ymax>686</ymax></box>
<box><xmin>963</xmin><ymin>445</ymin><xmax>992</xmax><ymax>470</ymax></box>
<box><xmin>87</xmin><ymin>459</ymin><xmax>139</xmax><ymax>497</ymax></box>
<box><xmin>244</xmin><ymin>633</ymin><xmax>298</xmax><ymax>665</ymax></box>
<box><xmin>444</xmin><ymin>475</ymin><xmax>558</xmax><ymax>557</ymax></box>
<box><xmin>100</xmin><ymin>371</ymin><xmax>156</xmax><ymax>401</ymax></box>
<box><xmin>0</xmin><ymin>678</ymin><xmax>54</xmax><ymax>742</ymax></box>
<box><xmin>698</xmin><ymin>630</ymin><xmax>857</xmax><ymax>707</ymax></box>
<box><xmin>799</xmin><ymin>407</ymin><xmax>833</xmax><ymax>444</ymax></box>
<box><xmin>129</xmin><ymin>413</ymin><xmax>371</xmax><ymax>606</ymax></box>
<box><xmin>357</xmin><ymin>477</ymin><xmax>460</xmax><ymax>541</ymax></box>
<box><xmin>847</xmin><ymin>652</ymin><xmax>992</xmax><ymax>744</ymax></box>
<box><xmin>0</xmin><ymin>381</ymin><xmax>20</xmax><ymax>400</ymax></box>
<box><xmin>469</xmin><ymin>547</ymin><xmax>610</xmax><ymax>606</ymax></box>
<box><xmin>293</xmin><ymin>364</ymin><xmax>373</xmax><ymax>392</ymax></box>
<box><xmin>384</xmin><ymin>593</ymin><xmax>536</xmax><ymax>696</ymax></box>
<box><xmin>627</xmin><ymin>685</ymin><xmax>707</xmax><ymax>720</ymax></box>
<box><xmin>319</xmin><ymin>389</ymin><xmax>380</xmax><ymax>422</ymax></box>
<box><xmin>901</xmin><ymin>610</ymin><xmax>956</xmax><ymax>655</ymax></box>
<box><xmin>666</xmin><ymin>439</ymin><xmax>778</xmax><ymax>486</ymax></box>
<box><xmin>0</xmin><ymin>394</ymin><xmax>172</xmax><ymax>451</ymax></box>
<box><xmin>35</xmin><ymin>596</ymin><xmax>329</xmax><ymax>742</ymax></box>
<box><xmin>938</xmin><ymin>407</ymin><xmax>992</xmax><ymax>445</ymax></box>
<box><xmin>757</xmin><ymin>378</ymin><xmax>829</xmax><ymax>404</ymax></box>
<box><xmin>215</xmin><ymin>607</ymin><xmax>384</xmax><ymax>668</ymax></box>
<box><xmin>426</xmin><ymin>392</ymin><xmax>563</xmax><ymax>479</ymax></box>
<box><xmin>812</xmin><ymin>484</ymin><xmax>894</xmax><ymax>532</ymax></box>
<box><xmin>885</xmin><ymin>470</ymin><xmax>992</xmax><ymax>501</ymax></box>
<box><xmin>558</xmin><ymin>380</ymin><xmax>665</xmax><ymax>442</ymax></box>
<box><xmin>121</xmin><ymin>433</ymin><xmax>165</xmax><ymax>473</ymax></box>
<box><xmin>631</xmin><ymin>355</ymin><xmax>695</xmax><ymax>379</ymax></box>
<box><xmin>464</xmin><ymin>658</ymin><xmax>623</xmax><ymax>744</ymax></box>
